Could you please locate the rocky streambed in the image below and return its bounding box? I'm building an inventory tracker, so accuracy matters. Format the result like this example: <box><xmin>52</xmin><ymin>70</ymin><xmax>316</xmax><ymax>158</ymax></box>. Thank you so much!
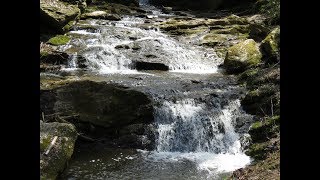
<box><xmin>40</xmin><ymin>0</ymin><xmax>280</xmax><ymax>179</ymax></box>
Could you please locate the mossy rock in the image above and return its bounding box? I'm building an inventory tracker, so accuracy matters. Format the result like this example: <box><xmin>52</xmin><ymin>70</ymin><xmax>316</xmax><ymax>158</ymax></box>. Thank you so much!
<box><xmin>238</xmin><ymin>66</ymin><xmax>280</xmax><ymax>91</ymax></box>
<box><xmin>168</xmin><ymin>26</ymin><xmax>207</xmax><ymax>36</ymax></box>
<box><xmin>40</xmin><ymin>121</ymin><xmax>78</xmax><ymax>180</ymax></box>
<box><xmin>224</xmin><ymin>39</ymin><xmax>262</xmax><ymax>74</ymax></box>
<box><xmin>225</xmin><ymin>14</ymin><xmax>249</xmax><ymax>25</ymax></box>
<box><xmin>238</xmin><ymin>68</ymin><xmax>259</xmax><ymax>82</ymax></box>
<box><xmin>40</xmin><ymin>0</ymin><xmax>81</xmax><ymax>33</ymax></box>
<box><xmin>159</xmin><ymin>18</ymin><xmax>206</xmax><ymax>31</ymax></box>
<box><xmin>208</xmin><ymin>15</ymin><xmax>249</xmax><ymax>26</ymax></box>
<box><xmin>245</xmin><ymin>141</ymin><xmax>269</xmax><ymax>160</ymax></box>
<box><xmin>210</xmin><ymin>25</ymin><xmax>250</xmax><ymax>35</ymax></box>
<box><xmin>241</xmin><ymin>84</ymin><xmax>280</xmax><ymax>116</ymax></box>
<box><xmin>249</xmin><ymin>66</ymin><xmax>280</xmax><ymax>88</ymax></box>
<box><xmin>250</xmin><ymin>119</ymin><xmax>279</xmax><ymax>143</ymax></box>
<box><xmin>40</xmin><ymin>43</ymin><xmax>69</xmax><ymax>65</ymax></box>
<box><xmin>261</xmin><ymin>27</ymin><xmax>280</xmax><ymax>64</ymax></box>
<box><xmin>215</xmin><ymin>47</ymin><xmax>228</xmax><ymax>59</ymax></box>
<box><xmin>48</xmin><ymin>35</ymin><xmax>71</xmax><ymax>46</ymax></box>
<box><xmin>202</xmin><ymin>33</ymin><xmax>229</xmax><ymax>47</ymax></box>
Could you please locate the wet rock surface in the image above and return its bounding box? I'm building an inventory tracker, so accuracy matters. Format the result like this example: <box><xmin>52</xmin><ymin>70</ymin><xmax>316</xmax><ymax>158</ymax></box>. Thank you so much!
<box><xmin>40</xmin><ymin>121</ymin><xmax>78</xmax><ymax>180</ymax></box>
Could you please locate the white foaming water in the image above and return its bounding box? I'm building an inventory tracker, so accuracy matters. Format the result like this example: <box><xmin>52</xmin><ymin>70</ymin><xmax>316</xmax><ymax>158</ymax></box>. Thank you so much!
<box><xmin>152</xmin><ymin>99</ymin><xmax>251</xmax><ymax>174</ymax></box>
<box><xmin>145</xmin><ymin>151</ymin><xmax>250</xmax><ymax>173</ymax></box>
<box><xmin>64</xmin><ymin>8</ymin><xmax>222</xmax><ymax>74</ymax></box>
<box><xmin>63</xmin><ymin>53</ymin><xmax>77</xmax><ymax>71</ymax></box>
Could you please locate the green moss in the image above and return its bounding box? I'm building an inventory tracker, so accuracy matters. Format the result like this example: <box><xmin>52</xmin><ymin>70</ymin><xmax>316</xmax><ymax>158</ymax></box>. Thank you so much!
<box><xmin>160</xmin><ymin>19</ymin><xmax>206</xmax><ymax>31</ymax></box>
<box><xmin>228</xmin><ymin>39</ymin><xmax>262</xmax><ymax>65</ymax></box>
<box><xmin>224</xmin><ymin>39</ymin><xmax>262</xmax><ymax>74</ymax></box>
<box><xmin>242</xmin><ymin>85</ymin><xmax>279</xmax><ymax>116</ymax></box>
<box><xmin>238</xmin><ymin>68</ymin><xmax>259</xmax><ymax>81</ymax></box>
<box><xmin>261</xmin><ymin>27</ymin><xmax>280</xmax><ymax>56</ymax></box>
<box><xmin>40</xmin><ymin>51</ymin><xmax>49</xmax><ymax>57</ymax></box>
<box><xmin>251</xmin><ymin>121</ymin><xmax>262</xmax><ymax>130</ymax></box>
<box><xmin>169</xmin><ymin>26</ymin><xmax>207</xmax><ymax>36</ymax></box>
<box><xmin>40</xmin><ymin>122</ymin><xmax>78</xmax><ymax>180</ymax></box>
<box><xmin>48</xmin><ymin>35</ymin><xmax>71</xmax><ymax>46</ymax></box>
<box><xmin>203</xmin><ymin>33</ymin><xmax>228</xmax><ymax>41</ymax></box>
<box><xmin>201</xmin><ymin>33</ymin><xmax>229</xmax><ymax>48</ymax></box>
<box><xmin>215</xmin><ymin>48</ymin><xmax>228</xmax><ymax>59</ymax></box>
<box><xmin>246</xmin><ymin>142</ymin><xmax>269</xmax><ymax>160</ymax></box>
<box><xmin>40</xmin><ymin>0</ymin><xmax>81</xmax><ymax>33</ymax></box>
<box><xmin>40</xmin><ymin>135</ymin><xmax>52</xmax><ymax>152</ymax></box>
<box><xmin>211</xmin><ymin>25</ymin><xmax>250</xmax><ymax>35</ymax></box>
<box><xmin>249</xmin><ymin>116</ymin><xmax>280</xmax><ymax>143</ymax></box>
<box><xmin>62</xmin><ymin>20</ymin><xmax>76</xmax><ymax>32</ymax></box>
<box><xmin>225</xmin><ymin>14</ymin><xmax>248</xmax><ymax>25</ymax></box>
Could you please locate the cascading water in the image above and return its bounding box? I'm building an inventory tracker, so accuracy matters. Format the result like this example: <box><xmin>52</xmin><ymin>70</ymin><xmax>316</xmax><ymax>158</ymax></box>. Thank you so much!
<box><xmin>62</xmin><ymin>9</ymin><xmax>222</xmax><ymax>74</ymax></box>
<box><xmin>149</xmin><ymin>99</ymin><xmax>251</xmax><ymax>175</ymax></box>
<box><xmin>58</xmin><ymin>3</ymin><xmax>253</xmax><ymax>179</ymax></box>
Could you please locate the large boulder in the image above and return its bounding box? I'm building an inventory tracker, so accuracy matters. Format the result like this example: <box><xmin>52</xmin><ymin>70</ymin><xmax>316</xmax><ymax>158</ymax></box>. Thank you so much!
<box><xmin>40</xmin><ymin>121</ymin><xmax>78</xmax><ymax>180</ymax></box>
<box><xmin>224</xmin><ymin>39</ymin><xmax>262</xmax><ymax>74</ymax></box>
<box><xmin>40</xmin><ymin>80</ymin><xmax>155</xmax><ymax>149</ymax></box>
<box><xmin>40</xmin><ymin>0</ymin><xmax>81</xmax><ymax>33</ymax></box>
<box><xmin>54</xmin><ymin>80</ymin><xmax>153</xmax><ymax>128</ymax></box>
<box><xmin>260</xmin><ymin>27</ymin><xmax>280</xmax><ymax>64</ymax></box>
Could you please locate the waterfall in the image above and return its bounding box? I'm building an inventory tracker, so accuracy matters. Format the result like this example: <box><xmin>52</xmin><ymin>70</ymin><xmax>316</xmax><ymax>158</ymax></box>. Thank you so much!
<box><xmin>155</xmin><ymin>99</ymin><xmax>242</xmax><ymax>153</ymax></box>
<box><xmin>150</xmin><ymin>99</ymin><xmax>251</xmax><ymax>174</ymax></box>
<box><xmin>58</xmin><ymin>4</ymin><xmax>254</xmax><ymax>179</ymax></box>
<box><xmin>65</xmin><ymin>10</ymin><xmax>222</xmax><ymax>74</ymax></box>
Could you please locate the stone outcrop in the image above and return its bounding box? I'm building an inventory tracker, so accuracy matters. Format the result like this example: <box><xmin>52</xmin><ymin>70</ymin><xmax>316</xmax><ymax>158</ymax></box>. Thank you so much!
<box><xmin>40</xmin><ymin>121</ymin><xmax>78</xmax><ymax>180</ymax></box>
<box><xmin>40</xmin><ymin>0</ymin><xmax>81</xmax><ymax>33</ymax></box>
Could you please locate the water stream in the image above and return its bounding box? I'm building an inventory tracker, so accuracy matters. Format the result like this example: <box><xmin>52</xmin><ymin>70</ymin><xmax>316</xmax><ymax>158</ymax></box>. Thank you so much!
<box><xmin>57</xmin><ymin>3</ymin><xmax>252</xmax><ymax>180</ymax></box>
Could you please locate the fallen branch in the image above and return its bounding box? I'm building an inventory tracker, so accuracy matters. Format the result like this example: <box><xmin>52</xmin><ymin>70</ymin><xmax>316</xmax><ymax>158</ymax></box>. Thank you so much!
<box><xmin>44</xmin><ymin>136</ymin><xmax>58</xmax><ymax>156</ymax></box>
